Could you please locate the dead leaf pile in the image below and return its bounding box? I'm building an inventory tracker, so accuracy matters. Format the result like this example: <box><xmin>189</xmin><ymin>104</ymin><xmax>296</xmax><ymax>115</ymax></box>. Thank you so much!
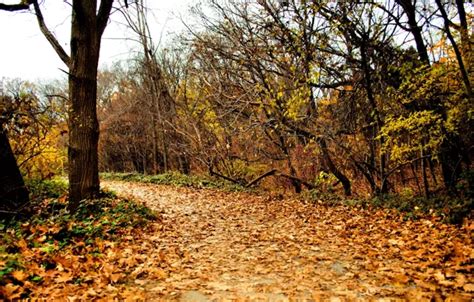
<box><xmin>1</xmin><ymin>180</ymin><xmax>472</xmax><ymax>301</ymax></box>
<box><xmin>102</xmin><ymin>181</ymin><xmax>473</xmax><ymax>301</ymax></box>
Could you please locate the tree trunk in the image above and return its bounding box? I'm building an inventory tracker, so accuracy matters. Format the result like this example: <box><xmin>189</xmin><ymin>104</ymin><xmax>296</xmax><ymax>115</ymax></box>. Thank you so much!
<box><xmin>421</xmin><ymin>147</ymin><xmax>430</xmax><ymax>198</ymax></box>
<box><xmin>67</xmin><ymin>1</ymin><xmax>101</xmax><ymax>210</ymax></box>
<box><xmin>0</xmin><ymin>128</ymin><xmax>29</xmax><ymax>213</ymax></box>
<box><xmin>319</xmin><ymin>138</ymin><xmax>351</xmax><ymax>196</ymax></box>
<box><xmin>0</xmin><ymin>0</ymin><xmax>114</xmax><ymax>211</ymax></box>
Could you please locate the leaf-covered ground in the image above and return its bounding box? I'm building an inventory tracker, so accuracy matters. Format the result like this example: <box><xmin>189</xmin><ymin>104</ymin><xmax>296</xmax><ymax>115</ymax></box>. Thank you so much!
<box><xmin>1</xmin><ymin>180</ymin><xmax>472</xmax><ymax>300</ymax></box>
<box><xmin>100</xmin><ymin>181</ymin><xmax>473</xmax><ymax>301</ymax></box>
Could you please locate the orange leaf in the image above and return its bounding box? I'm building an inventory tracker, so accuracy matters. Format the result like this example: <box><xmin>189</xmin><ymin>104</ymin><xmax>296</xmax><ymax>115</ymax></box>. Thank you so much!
<box><xmin>463</xmin><ymin>283</ymin><xmax>474</xmax><ymax>292</ymax></box>
<box><xmin>16</xmin><ymin>239</ymin><xmax>28</xmax><ymax>250</ymax></box>
<box><xmin>56</xmin><ymin>272</ymin><xmax>74</xmax><ymax>283</ymax></box>
<box><xmin>110</xmin><ymin>273</ymin><xmax>123</xmax><ymax>283</ymax></box>
<box><xmin>392</xmin><ymin>273</ymin><xmax>410</xmax><ymax>284</ymax></box>
<box><xmin>0</xmin><ymin>283</ymin><xmax>23</xmax><ymax>299</ymax></box>
<box><xmin>11</xmin><ymin>270</ymin><xmax>28</xmax><ymax>282</ymax></box>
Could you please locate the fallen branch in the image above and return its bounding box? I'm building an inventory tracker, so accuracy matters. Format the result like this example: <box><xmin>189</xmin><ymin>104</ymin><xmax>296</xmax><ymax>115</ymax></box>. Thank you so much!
<box><xmin>276</xmin><ymin>173</ymin><xmax>315</xmax><ymax>190</ymax></box>
<box><xmin>209</xmin><ymin>168</ymin><xmax>244</xmax><ymax>185</ymax></box>
<box><xmin>246</xmin><ymin>169</ymin><xmax>277</xmax><ymax>188</ymax></box>
<box><xmin>210</xmin><ymin>167</ymin><xmax>316</xmax><ymax>191</ymax></box>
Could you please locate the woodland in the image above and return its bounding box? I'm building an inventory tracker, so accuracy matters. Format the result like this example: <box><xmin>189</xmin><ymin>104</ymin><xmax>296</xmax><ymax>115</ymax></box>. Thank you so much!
<box><xmin>0</xmin><ymin>0</ymin><xmax>473</xmax><ymax>300</ymax></box>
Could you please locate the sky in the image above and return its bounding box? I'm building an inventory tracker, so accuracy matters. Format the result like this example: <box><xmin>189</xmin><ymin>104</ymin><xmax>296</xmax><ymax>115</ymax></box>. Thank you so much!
<box><xmin>0</xmin><ymin>0</ymin><xmax>194</xmax><ymax>82</ymax></box>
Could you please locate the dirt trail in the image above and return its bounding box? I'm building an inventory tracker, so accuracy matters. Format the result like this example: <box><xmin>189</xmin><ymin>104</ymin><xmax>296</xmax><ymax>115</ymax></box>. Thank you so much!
<box><xmin>102</xmin><ymin>180</ymin><xmax>473</xmax><ymax>301</ymax></box>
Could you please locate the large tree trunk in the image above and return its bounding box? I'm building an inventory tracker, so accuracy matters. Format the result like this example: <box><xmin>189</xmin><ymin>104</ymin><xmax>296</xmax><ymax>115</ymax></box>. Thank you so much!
<box><xmin>0</xmin><ymin>128</ymin><xmax>29</xmax><ymax>213</ymax></box>
<box><xmin>67</xmin><ymin>1</ymin><xmax>101</xmax><ymax>209</ymax></box>
<box><xmin>0</xmin><ymin>0</ymin><xmax>114</xmax><ymax>211</ymax></box>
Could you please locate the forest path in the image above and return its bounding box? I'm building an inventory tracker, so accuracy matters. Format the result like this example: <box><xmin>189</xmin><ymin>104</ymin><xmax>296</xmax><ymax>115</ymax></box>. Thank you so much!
<box><xmin>102</xmin><ymin>180</ymin><xmax>473</xmax><ymax>301</ymax></box>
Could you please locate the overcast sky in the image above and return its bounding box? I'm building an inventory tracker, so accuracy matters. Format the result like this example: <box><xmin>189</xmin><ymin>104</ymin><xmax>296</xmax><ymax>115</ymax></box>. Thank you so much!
<box><xmin>0</xmin><ymin>0</ymin><xmax>194</xmax><ymax>82</ymax></box>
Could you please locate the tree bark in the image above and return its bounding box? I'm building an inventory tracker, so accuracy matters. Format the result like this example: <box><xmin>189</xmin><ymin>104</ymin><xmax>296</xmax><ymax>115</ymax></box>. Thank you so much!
<box><xmin>67</xmin><ymin>0</ymin><xmax>114</xmax><ymax>209</ymax></box>
<box><xmin>396</xmin><ymin>0</ymin><xmax>430</xmax><ymax>65</ymax></box>
<box><xmin>435</xmin><ymin>0</ymin><xmax>472</xmax><ymax>98</ymax></box>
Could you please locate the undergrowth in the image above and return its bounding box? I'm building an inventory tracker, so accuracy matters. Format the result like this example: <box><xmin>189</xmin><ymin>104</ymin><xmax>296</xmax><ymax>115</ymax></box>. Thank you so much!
<box><xmin>25</xmin><ymin>178</ymin><xmax>68</xmax><ymax>200</ymax></box>
<box><xmin>101</xmin><ymin>171</ymin><xmax>248</xmax><ymax>192</ymax></box>
<box><xmin>102</xmin><ymin>172</ymin><xmax>472</xmax><ymax>224</ymax></box>
<box><xmin>0</xmin><ymin>178</ymin><xmax>157</xmax><ymax>292</ymax></box>
<box><xmin>306</xmin><ymin>189</ymin><xmax>473</xmax><ymax>224</ymax></box>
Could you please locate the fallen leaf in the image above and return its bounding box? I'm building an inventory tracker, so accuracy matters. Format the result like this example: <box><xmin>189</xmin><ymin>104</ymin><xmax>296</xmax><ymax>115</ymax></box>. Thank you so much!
<box><xmin>11</xmin><ymin>270</ymin><xmax>28</xmax><ymax>282</ymax></box>
<box><xmin>56</xmin><ymin>272</ymin><xmax>74</xmax><ymax>283</ymax></box>
<box><xmin>463</xmin><ymin>283</ymin><xmax>474</xmax><ymax>292</ymax></box>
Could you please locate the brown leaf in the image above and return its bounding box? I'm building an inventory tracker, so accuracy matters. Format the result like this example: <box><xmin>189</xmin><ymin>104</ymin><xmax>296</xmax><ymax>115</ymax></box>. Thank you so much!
<box><xmin>0</xmin><ymin>283</ymin><xmax>23</xmax><ymax>299</ymax></box>
<box><xmin>56</xmin><ymin>272</ymin><xmax>74</xmax><ymax>283</ymax></box>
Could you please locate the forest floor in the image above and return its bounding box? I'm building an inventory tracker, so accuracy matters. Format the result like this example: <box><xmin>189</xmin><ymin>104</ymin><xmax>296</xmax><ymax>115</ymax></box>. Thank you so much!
<box><xmin>100</xmin><ymin>180</ymin><xmax>473</xmax><ymax>301</ymax></box>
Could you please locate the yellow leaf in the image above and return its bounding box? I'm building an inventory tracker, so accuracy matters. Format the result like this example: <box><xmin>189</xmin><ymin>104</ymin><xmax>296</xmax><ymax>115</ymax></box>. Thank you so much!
<box><xmin>147</xmin><ymin>267</ymin><xmax>167</xmax><ymax>280</ymax></box>
<box><xmin>463</xmin><ymin>283</ymin><xmax>474</xmax><ymax>292</ymax></box>
<box><xmin>11</xmin><ymin>270</ymin><xmax>28</xmax><ymax>282</ymax></box>
<box><xmin>455</xmin><ymin>274</ymin><xmax>467</xmax><ymax>287</ymax></box>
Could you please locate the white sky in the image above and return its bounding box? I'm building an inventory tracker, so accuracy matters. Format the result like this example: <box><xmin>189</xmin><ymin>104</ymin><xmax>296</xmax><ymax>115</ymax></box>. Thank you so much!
<box><xmin>0</xmin><ymin>0</ymin><xmax>195</xmax><ymax>81</ymax></box>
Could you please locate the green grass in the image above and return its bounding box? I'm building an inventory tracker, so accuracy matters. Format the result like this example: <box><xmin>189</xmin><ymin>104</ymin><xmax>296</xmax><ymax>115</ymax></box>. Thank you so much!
<box><xmin>101</xmin><ymin>171</ymin><xmax>248</xmax><ymax>192</ymax></box>
<box><xmin>25</xmin><ymin>177</ymin><xmax>68</xmax><ymax>200</ymax></box>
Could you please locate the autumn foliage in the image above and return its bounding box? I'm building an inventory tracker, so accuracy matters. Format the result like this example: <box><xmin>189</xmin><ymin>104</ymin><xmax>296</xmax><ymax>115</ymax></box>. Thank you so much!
<box><xmin>91</xmin><ymin>1</ymin><xmax>473</xmax><ymax>205</ymax></box>
<box><xmin>0</xmin><ymin>0</ymin><xmax>473</xmax><ymax>300</ymax></box>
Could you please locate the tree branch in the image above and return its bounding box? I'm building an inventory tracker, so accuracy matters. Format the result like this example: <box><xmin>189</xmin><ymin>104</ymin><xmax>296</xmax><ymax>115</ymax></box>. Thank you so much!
<box><xmin>308</xmin><ymin>80</ymin><xmax>351</xmax><ymax>89</ymax></box>
<box><xmin>209</xmin><ymin>168</ymin><xmax>245</xmax><ymax>185</ymax></box>
<box><xmin>97</xmin><ymin>0</ymin><xmax>114</xmax><ymax>39</ymax></box>
<box><xmin>435</xmin><ymin>0</ymin><xmax>472</xmax><ymax>98</ymax></box>
<box><xmin>32</xmin><ymin>0</ymin><xmax>70</xmax><ymax>68</ymax></box>
<box><xmin>246</xmin><ymin>169</ymin><xmax>277</xmax><ymax>188</ymax></box>
<box><xmin>0</xmin><ymin>2</ymin><xmax>30</xmax><ymax>11</ymax></box>
<box><xmin>276</xmin><ymin>173</ymin><xmax>315</xmax><ymax>190</ymax></box>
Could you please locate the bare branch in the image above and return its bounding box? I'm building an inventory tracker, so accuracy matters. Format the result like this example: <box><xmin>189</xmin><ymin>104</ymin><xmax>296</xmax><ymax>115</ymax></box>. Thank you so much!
<box><xmin>246</xmin><ymin>169</ymin><xmax>277</xmax><ymax>187</ymax></box>
<box><xmin>0</xmin><ymin>2</ymin><xmax>30</xmax><ymax>11</ymax></box>
<box><xmin>32</xmin><ymin>0</ymin><xmax>70</xmax><ymax>68</ymax></box>
<box><xmin>97</xmin><ymin>0</ymin><xmax>114</xmax><ymax>39</ymax></box>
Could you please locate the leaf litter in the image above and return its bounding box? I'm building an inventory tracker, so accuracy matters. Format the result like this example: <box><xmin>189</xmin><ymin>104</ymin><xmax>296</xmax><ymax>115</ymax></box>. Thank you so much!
<box><xmin>1</xmin><ymin>180</ymin><xmax>471</xmax><ymax>301</ymax></box>
<box><xmin>102</xmin><ymin>180</ymin><xmax>473</xmax><ymax>301</ymax></box>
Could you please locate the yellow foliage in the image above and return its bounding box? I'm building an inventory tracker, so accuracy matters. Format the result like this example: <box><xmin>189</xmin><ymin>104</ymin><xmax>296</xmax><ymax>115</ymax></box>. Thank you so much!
<box><xmin>11</xmin><ymin>124</ymin><xmax>67</xmax><ymax>178</ymax></box>
<box><xmin>283</xmin><ymin>86</ymin><xmax>310</xmax><ymax>121</ymax></box>
<box><xmin>380</xmin><ymin>111</ymin><xmax>444</xmax><ymax>163</ymax></box>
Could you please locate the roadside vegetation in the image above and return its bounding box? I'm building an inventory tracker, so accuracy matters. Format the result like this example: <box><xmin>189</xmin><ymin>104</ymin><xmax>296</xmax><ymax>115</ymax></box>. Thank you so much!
<box><xmin>0</xmin><ymin>179</ymin><xmax>156</xmax><ymax>299</ymax></box>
